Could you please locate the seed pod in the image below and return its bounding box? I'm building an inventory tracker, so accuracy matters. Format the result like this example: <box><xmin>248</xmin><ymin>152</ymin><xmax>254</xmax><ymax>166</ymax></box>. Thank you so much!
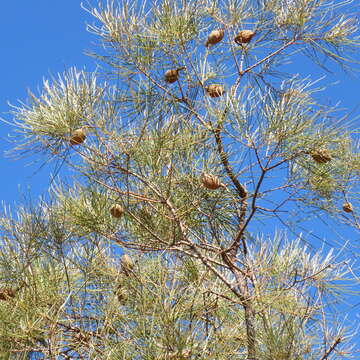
<box><xmin>121</xmin><ymin>254</ymin><xmax>134</xmax><ymax>272</ymax></box>
<box><xmin>342</xmin><ymin>202</ymin><xmax>353</xmax><ymax>213</ymax></box>
<box><xmin>201</xmin><ymin>173</ymin><xmax>222</xmax><ymax>190</ymax></box>
<box><xmin>0</xmin><ymin>287</ymin><xmax>15</xmax><ymax>301</ymax></box>
<box><xmin>206</xmin><ymin>84</ymin><xmax>225</xmax><ymax>98</ymax></box>
<box><xmin>234</xmin><ymin>30</ymin><xmax>255</xmax><ymax>45</ymax></box>
<box><xmin>110</xmin><ymin>204</ymin><xmax>125</xmax><ymax>218</ymax></box>
<box><xmin>310</xmin><ymin>149</ymin><xmax>332</xmax><ymax>164</ymax></box>
<box><xmin>205</xmin><ymin>29</ymin><xmax>224</xmax><ymax>47</ymax></box>
<box><xmin>70</xmin><ymin>128</ymin><xmax>86</xmax><ymax>145</ymax></box>
<box><xmin>165</xmin><ymin>69</ymin><xmax>179</xmax><ymax>83</ymax></box>
<box><xmin>116</xmin><ymin>288</ymin><xmax>128</xmax><ymax>304</ymax></box>
<box><xmin>164</xmin><ymin>67</ymin><xmax>184</xmax><ymax>83</ymax></box>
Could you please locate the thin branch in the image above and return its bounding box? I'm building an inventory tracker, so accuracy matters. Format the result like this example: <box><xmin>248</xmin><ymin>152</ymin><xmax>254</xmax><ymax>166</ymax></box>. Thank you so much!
<box><xmin>213</xmin><ymin>118</ymin><xmax>247</xmax><ymax>199</ymax></box>
<box><xmin>319</xmin><ymin>337</ymin><xmax>342</xmax><ymax>360</ymax></box>
<box><xmin>241</xmin><ymin>39</ymin><xmax>298</xmax><ymax>76</ymax></box>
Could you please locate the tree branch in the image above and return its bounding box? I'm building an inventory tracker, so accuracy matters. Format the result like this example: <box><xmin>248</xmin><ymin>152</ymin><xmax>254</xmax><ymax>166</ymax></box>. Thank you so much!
<box><xmin>319</xmin><ymin>337</ymin><xmax>342</xmax><ymax>360</ymax></box>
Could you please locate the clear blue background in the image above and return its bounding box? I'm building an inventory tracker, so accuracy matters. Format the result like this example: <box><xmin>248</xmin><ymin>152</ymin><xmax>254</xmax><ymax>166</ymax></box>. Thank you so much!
<box><xmin>0</xmin><ymin>0</ymin><xmax>359</xmax><ymax>354</ymax></box>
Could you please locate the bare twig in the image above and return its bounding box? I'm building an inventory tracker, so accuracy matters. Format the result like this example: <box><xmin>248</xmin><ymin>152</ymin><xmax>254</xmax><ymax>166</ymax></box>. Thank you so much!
<box><xmin>319</xmin><ymin>337</ymin><xmax>342</xmax><ymax>360</ymax></box>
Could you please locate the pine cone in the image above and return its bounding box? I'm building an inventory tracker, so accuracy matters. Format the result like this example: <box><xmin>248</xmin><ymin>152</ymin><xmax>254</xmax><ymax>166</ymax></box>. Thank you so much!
<box><xmin>205</xmin><ymin>29</ymin><xmax>224</xmax><ymax>47</ymax></box>
<box><xmin>234</xmin><ymin>30</ymin><xmax>255</xmax><ymax>45</ymax></box>
<box><xmin>0</xmin><ymin>287</ymin><xmax>15</xmax><ymax>301</ymax></box>
<box><xmin>206</xmin><ymin>84</ymin><xmax>225</xmax><ymax>98</ymax></box>
<box><xmin>110</xmin><ymin>204</ymin><xmax>125</xmax><ymax>218</ymax></box>
<box><xmin>342</xmin><ymin>202</ymin><xmax>353</xmax><ymax>213</ymax></box>
<box><xmin>164</xmin><ymin>67</ymin><xmax>184</xmax><ymax>83</ymax></box>
<box><xmin>310</xmin><ymin>148</ymin><xmax>332</xmax><ymax>164</ymax></box>
<box><xmin>70</xmin><ymin>128</ymin><xmax>86</xmax><ymax>145</ymax></box>
<box><xmin>201</xmin><ymin>173</ymin><xmax>223</xmax><ymax>190</ymax></box>
<box><xmin>121</xmin><ymin>254</ymin><xmax>134</xmax><ymax>272</ymax></box>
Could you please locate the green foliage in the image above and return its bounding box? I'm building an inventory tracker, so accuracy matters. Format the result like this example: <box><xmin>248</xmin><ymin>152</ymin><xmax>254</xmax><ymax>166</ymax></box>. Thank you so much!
<box><xmin>1</xmin><ymin>0</ymin><xmax>360</xmax><ymax>358</ymax></box>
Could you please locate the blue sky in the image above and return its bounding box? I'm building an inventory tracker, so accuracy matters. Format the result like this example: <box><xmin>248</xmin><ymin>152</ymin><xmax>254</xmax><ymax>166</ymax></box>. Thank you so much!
<box><xmin>0</xmin><ymin>0</ymin><xmax>359</xmax><ymax>354</ymax></box>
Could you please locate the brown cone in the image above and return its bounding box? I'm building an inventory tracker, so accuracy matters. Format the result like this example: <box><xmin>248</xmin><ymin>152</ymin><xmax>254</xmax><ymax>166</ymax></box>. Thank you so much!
<box><xmin>70</xmin><ymin>128</ymin><xmax>86</xmax><ymax>145</ymax></box>
<box><xmin>206</xmin><ymin>84</ymin><xmax>225</xmax><ymax>98</ymax></box>
<box><xmin>310</xmin><ymin>149</ymin><xmax>332</xmax><ymax>164</ymax></box>
<box><xmin>205</xmin><ymin>29</ymin><xmax>224</xmax><ymax>47</ymax></box>
<box><xmin>234</xmin><ymin>30</ymin><xmax>255</xmax><ymax>45</ymax></box>
<box><xmin>110</xmin><ymin>204</ymin><xmax>125</xmax><ymax>218</ymax></box>
<box><xmin>201</xmin><ymin>173</ymin><xmax>222</xmax><ymax>190</ymax></box>
<box><xmin>0</xmin><ymin>287</ymin><xmax>15</xmax><ymax>301</ymax></box>
<box><xmin>164</xmin><ymin>69</ymin><xmax>179</xmax><ymax>83</ymax></box>
<box><xmin>121</xmin><ymin>254</ymin><xmax>134</xmax><ymax>272</ymax></box>
<box><xmin>342</xmin><ymin>202</ymin><xmax>353</xmax><ymax>213</ymax></box>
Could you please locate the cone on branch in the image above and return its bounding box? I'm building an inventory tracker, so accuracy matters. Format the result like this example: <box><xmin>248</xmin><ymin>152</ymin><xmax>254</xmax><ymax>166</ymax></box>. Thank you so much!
<box><xmin>205</xmin><ymin>84</ymin><xmax>225</xmax><ymax>98</ymax></box>
<box><xmin>310</xmin><ymin>148</ymin><xmax>332</xmax><ymax>164</ymax></box>
<box><xmin>164</xmin><ymin>67</ymin><xmax>185</xmax><ymax>83</ymax></box>
<box><xmin>0</xmin><ymin>287</ymin><xmax>16</xmax><ymax>301</ymax></box>
<box><xmin>205</xmin><ymin>29</ymin><xmax>224</xmax><ymax>47</ymax></box>
<box><xmin>121</xmin><ymin>254</ymin><xmax>134</xmax><ymax>273</ymax></box>
<box><xmin>69</xmin><ymin>128</ymin><xmax>86</xmax><ymax>145</ymax></box>
<box><xmin>201</xmin><ymin>173</ymin><xmax>224</xmax><ymax>190</ymax></box>
<box><xmin>116</xmin><ymin>287</ymin><xmax>129</xmax><ymax>304</ymax></box>
<box><xmin>110</xmin><ymin>204</ymin><xmax>125</xmax><ymax>218</ymax></box>
<box><xmin>342</xmin><ymin>202</ymin><xmax>353</xmax><ymax>213</ymax></box>
<box><xmin>234</xmin><ymin>30</ymin><xmax>255</xmax><ymax>45</ymax></box>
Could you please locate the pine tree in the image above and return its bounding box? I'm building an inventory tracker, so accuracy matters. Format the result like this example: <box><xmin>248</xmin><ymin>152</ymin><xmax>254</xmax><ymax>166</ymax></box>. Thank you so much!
<box><xmin>1</xmin><ymin>0</ymin><xmax>360</xmax><ymax>359</ymax></box>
